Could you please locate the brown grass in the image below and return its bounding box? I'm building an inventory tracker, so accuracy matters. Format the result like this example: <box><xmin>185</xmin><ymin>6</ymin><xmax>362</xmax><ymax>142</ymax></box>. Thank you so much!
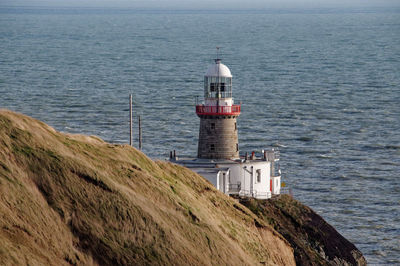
<box><xmin>0</xmin><ymin>109</ymin><xmax>295</xmax><ymax>266</ymax></box>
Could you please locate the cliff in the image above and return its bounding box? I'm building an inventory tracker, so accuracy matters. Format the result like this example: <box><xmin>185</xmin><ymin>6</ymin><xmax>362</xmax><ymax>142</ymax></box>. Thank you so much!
<box><xmin>241</xmin><ymin>197</ymin><xmax>366</xmax><ymax>265</ymax></box>
<box><xmin>0</xmin><ymin>109</ymin><xmax>365</xmax><ymax>265</ymax></box>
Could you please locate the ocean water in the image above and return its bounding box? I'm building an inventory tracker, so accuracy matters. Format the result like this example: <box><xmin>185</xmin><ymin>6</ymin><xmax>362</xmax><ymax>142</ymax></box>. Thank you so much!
<box><xmin>1</xmin><ymin>7</ymin><xmax>399</xmax><ymax>264</ymax></box>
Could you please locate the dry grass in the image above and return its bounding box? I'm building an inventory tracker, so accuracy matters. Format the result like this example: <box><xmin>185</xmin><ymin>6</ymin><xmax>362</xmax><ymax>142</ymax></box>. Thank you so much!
<box><xmin>0</xmin><ymin>109</ymin><xmax>295</xmax><ymax>266</ymax></box>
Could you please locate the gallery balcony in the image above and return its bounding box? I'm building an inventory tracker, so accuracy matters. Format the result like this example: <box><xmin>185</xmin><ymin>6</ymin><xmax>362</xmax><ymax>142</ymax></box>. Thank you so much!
<box><xmin>195</xmin><ymin>104</ymin><xmax>241</xmax><ymax>116</ymax></box>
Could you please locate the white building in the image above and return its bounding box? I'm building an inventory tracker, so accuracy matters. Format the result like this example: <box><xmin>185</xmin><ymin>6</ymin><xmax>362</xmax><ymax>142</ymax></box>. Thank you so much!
<box><xmin>172</xmin><ymin>150</ymin><xmax>281</xmax><ymax>199</ymax></box>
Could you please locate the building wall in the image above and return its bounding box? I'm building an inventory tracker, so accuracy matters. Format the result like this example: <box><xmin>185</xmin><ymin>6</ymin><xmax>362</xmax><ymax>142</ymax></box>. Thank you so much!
<box><xmin>202</xmin><ymin>172</ymin><xmax>218</xmax><ymax>189</ymax></box>
<box><xmin>271</xmin><ymin>175</ymin><xmax>281</xmax><ymax>195</ymax></box>
<box><xmin>197</xmin><ymin>116</ymin><xmax>239</xmax><ymax>159</ymax></box>
<box><xmin>218</xmin><ymin>161</ymin><xmax>271</xmax><ymax>199</ymax></box>
<box><xmin>252</xmin><ymin>163</ymin><xmax>270</xmax><ymax>198</ymax></box>
<box><xmin>217</xmin><ymin>170</ymin><xmax>230</xmax><ymax>193</ymax></box>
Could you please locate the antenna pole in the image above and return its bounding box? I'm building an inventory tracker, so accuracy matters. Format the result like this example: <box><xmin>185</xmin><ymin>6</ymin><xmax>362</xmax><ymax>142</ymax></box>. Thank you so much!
<box><xmin>129</xmin><ymin>94</ymin><xmax>133</xmax><ymax>146</ymax></box>
<box><xmin>138</xmin><ymin>115</ymin><xmax>142</xmax><ymax>150</ymax></box>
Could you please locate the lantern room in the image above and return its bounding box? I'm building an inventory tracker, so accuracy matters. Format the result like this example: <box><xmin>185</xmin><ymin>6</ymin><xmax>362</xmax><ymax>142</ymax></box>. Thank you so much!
<box><xmin>204</xmin><ymin>59</ymin><xmax>233</xmax><ymax>99</ymax></box>
<box><xmin>196</xmin><ymin>58</ymin><xmax>240</xmax><ymax>117</ymax></box>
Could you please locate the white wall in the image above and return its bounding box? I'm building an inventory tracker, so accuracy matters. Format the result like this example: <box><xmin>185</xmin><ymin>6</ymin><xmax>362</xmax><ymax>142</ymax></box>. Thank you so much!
<box><xmin>205</xmin><ymin>98</ymin><xmax>233</xmax><ymax>106</ymax></box>
<box><xmin>252</xmin><ymin>163</ymin><xmax>270</xmax><ymax>198</ymax></box>
<box><xmin>217</xmin><ymin>170</ymin><xmax>230</xmax><ymax>194</ymax></box>
<box><xmin>218</xmin><ymin>161</ymin><xmax>271</xmax><ymax>199</ymax></box>
<box><xmin>271</xmin><ymin>175</ymin><xmax>281</xmax><ymax>195</ymax></box>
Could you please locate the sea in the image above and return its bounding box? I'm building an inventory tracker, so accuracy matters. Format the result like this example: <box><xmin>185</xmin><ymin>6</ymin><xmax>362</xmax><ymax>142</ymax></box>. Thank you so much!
<box><xmin>0</xmin><ymin>6</ymin><xmax>399</xmax><ymax>264</ymax></box>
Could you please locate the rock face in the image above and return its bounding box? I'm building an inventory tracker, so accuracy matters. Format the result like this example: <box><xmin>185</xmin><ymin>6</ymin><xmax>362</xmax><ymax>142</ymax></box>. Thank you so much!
<box><xmin>197</xmin><ymin>116</ymin><xmax>239</xmax><ymax>159</ymax></box>
<box><xmin>241</xmin><ymin>196</ymin><xmax>367</xmax><ymax>266</ymax></box>
<box><xmin>0</xmin><ymin>109</ymin><xmax>366</xmax><ymax>265</ymax></box>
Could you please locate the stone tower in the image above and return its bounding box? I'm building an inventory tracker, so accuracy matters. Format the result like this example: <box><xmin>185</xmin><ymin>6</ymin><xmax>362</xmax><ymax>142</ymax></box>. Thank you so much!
<box><xmin>196</xmin><ymin>58</ymin><xmax>241</xmax><ymax>159</ymax></box>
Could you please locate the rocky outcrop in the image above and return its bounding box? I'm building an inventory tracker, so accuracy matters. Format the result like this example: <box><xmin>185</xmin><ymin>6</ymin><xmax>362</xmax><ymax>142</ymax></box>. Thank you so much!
<box><xmin>241</xmin><ymin>196</ymin><xmax>367</xmax><ymax>265</ymax></box>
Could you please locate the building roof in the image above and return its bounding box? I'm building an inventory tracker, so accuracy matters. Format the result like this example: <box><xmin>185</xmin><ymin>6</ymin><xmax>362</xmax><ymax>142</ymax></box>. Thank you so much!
<box><xmin>205</xmin><ymin>60</ymin><xmax>232</xmax><ymax>78</ymax></box>
<box><xmin>172</xmin><ymin>157</ymin><xmax>269</xmax><ymax>168</ymax></box>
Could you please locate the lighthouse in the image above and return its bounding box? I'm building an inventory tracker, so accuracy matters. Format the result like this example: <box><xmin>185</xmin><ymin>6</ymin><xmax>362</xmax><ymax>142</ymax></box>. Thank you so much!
<box><xmin>170</xmin><ymin>53</ymin><xmax>282</xmax><ymax>199</ymax></box>
<box><xmin>196</xmin><ymin>58</ymin><xmax>240</xmax><ymax>159</ymax></box>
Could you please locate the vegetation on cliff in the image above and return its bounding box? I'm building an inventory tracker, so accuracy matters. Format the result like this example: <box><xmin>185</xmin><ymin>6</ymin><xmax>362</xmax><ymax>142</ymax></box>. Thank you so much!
<box><xmin>0</xmin><ymin>109</ymin><xmax>365</xmax><ymax>265</ymax></box>
<box><xmin>0</xmin><ymin>110</ymin><xmax>294</xmax><ymax>265</ymax></box>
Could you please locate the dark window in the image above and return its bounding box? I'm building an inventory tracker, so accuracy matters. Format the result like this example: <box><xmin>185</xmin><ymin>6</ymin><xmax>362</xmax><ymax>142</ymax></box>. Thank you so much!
<box><xmin>210</xmin><ymin>83</ymin><xmax>216</xmax><ymax>92</ymax></box>
<box><xmin>211</xmin><ymin>123</ymin><xmax>215</xmax><ymax>130</ymax></box>
<box><xmin>210</xmin><ymin>144</ymin><xmax>215</xmax><ymax>151</ymax></box>
<box><xmin>220</xmin><ymin>83</ymin><xmax>225</xmax><ymax>91</ymax></box>
<box><xmin>234</xmin><ymin>122</ymin><xmax>237</xmax><ymax>130</ymax></box>
<box><xmin>236</xmin><ymin>143</ymin><xmax>239</xmax><ymax>152</ymax></box>
<box><xmin>256</xmin><ymin>169</ymin><xmax>261</xmax><ymax>183</ymax></box>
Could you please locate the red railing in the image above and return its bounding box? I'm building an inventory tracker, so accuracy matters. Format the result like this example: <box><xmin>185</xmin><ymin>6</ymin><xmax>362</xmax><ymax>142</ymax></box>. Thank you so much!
<box><xmin>196</xmin><ymin>105</ymin><xmax>241</xmax><ymax>116</ymax></box>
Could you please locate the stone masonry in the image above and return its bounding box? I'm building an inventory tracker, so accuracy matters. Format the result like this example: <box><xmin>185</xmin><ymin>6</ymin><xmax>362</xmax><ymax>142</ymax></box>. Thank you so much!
<box><xmin>197</xmin><ymin>115</ymin><xmax>239</xmax><ymax>159</ymax></box>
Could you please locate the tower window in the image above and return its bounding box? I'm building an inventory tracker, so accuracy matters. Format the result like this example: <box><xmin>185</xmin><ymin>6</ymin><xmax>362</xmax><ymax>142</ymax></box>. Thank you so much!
<box><xmin>236</xmin><ymin>143</ymin><xmax>239</xmax><ymax>152</ymax></box>
<box><xmin>234</xmin><ymin>122</ymin><xmax>237</xmax><ymax>130</ymax></box>
<box><xmin>211</xmin><ymin>123</ymin><xmax>215</xmax><ymax>130</ymax></box>
<box><xmin>210</xmin><ymin>144</ymin><xmax>215</xmax><ymax>151</ymax></box>
<box><xmin>220</xmin><ymin>83</ymin><xmax>225</xmax><ymax>91</ymax></box>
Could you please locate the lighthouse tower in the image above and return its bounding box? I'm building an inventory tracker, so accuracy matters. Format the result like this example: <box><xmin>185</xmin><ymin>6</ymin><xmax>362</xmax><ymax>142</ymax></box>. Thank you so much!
<box><xmin>171</xmin><ymin>53</ymin><xmax>282</xmax><ymax>199</ymax></box>
<box><xmin>196</xmin><ymin>58</ymin><xmax>241</xmax><ymax>159</ymax></box>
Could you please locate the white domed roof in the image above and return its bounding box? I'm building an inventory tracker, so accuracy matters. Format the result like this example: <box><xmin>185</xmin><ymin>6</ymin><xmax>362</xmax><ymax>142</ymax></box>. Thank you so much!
<box><xmin>205</xmin><ymin>60</ymin><xmax>232</xmax><ymax>78</ymax></box>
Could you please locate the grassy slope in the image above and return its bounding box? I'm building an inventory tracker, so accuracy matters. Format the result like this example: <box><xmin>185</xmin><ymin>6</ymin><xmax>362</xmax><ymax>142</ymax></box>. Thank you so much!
<box><xmin>0</xmin><ymin>109</ymin><xmax>295</xmax><ymax>266</ymax></box>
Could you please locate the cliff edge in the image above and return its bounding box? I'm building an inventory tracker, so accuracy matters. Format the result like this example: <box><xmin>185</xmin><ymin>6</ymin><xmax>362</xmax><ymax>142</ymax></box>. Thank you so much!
<box><xmin>241</xmin><ymin>197</ymin><xmax>366</xmax><ymax>265</ymax></box>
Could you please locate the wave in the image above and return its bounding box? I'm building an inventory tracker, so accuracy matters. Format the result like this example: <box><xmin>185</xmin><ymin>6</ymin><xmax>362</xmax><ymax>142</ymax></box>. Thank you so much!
<box><xmin>362</xmin><ymin>144</ymin><xmax>400</xmax><ymax>151</ymax></box>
